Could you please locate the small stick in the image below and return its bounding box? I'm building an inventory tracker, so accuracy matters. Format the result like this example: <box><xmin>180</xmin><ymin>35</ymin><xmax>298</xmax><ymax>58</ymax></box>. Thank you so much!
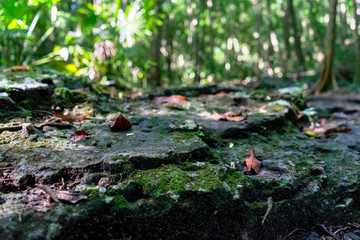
<box><xmin>0</xmin><ymin>125</ymin><xmax>22</xmax><ymax>132</ymax></box>
<box><xmin>0</xmin><ymin>167</ymin><xmax>14</xmax><ymax>170</ymax></box>
<box><xmin>261</xmin><ymin>197</ymin><xmax>273</xmax><ymax>225</ymax></box>
<box><xmin>34</xmin><ymin>122</ymin><xmax>72</xmax><ymax>129</ymax></box>
<box><xmin>18</xmin><ymin>203</ymin><xmax>26</xmax><ymax>222</ymax></box>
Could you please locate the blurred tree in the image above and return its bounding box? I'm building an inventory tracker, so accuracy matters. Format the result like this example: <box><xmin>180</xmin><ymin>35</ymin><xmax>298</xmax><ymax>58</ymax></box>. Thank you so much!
<box><xmin>313</xmin><ymin>0</ymin><xmax>339</xmax><ymax>94</ymax></box>
<box><xmin>287</xmin><ymin>0</ymin><xmax>306</xmax><ymax>72</ymax></box>
<box><xmin>353</xmin><ymin>0</ymin><xmax>360</xmax><ymax>83</ymax></box>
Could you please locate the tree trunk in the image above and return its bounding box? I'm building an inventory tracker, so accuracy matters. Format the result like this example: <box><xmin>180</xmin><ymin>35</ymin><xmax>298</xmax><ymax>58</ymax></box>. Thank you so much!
<box><xmin>353</xmin><ymin>0</ymin><xmax>360</xmax><ymax>83</ymax></box>
<box><xmin>339</xmin><ymin>0</ymin><xmax>348</xmax><ymax>42</ymax></box>
<box><xmin>287</xmin><ymin>0</ymin><xmax>306</xmax><ymax>71</ymax></box>
<box><xmin>282</xmin><ymin>0</ymin><xmax>291</xmax><ymax>68</ymax></box>
<box><xmin>255</xmin><ymin>1</ymin><xmax>263</xmax><ymax>78</ymax></box>
<box><xmin>313</xmin><ymin>0</ymin><xmax>338</xmax><ymax>94</ymax></box>
<box><xmin>266</xmin><ymin>0</ymin><xmax>275</xmax><ymax>76</ymax></box>
<box><xmin>149</xmin><ymin>1</ymin><xmax>163</xmax><ymax>86</ymax></box>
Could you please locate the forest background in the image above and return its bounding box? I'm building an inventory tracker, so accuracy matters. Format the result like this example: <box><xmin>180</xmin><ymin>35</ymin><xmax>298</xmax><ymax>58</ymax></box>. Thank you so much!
<box><xmin>0</xmin><ymin>0</ymin><xmax>360</xmax><ymax>93</ymax></box>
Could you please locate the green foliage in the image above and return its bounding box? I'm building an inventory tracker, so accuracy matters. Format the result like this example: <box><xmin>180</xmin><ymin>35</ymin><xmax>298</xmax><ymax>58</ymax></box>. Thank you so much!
<box><xmin>0</xmin><ymin>0</ymin><xmax>358</xmax><ymax>90</ymax></box>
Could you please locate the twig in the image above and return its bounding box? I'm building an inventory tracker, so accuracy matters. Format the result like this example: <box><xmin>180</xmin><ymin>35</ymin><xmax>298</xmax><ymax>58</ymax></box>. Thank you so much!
<box><xmin>321</xmin><ymin>224</ymin><xmax>340</xmax><ymax>240</ymax></box>
<box><xmin>0</xmin><ymin>125</ymin><xmax>22</xmax><ymax>132</ymax></box>
<box><xmin>18</xmin><ymin>203</ymin><xmax>26</xmax><ymax>222</ymax></box>
<box><xmin>34</xmin><ymin>122</ymin><xmax>72</xmax><ymax>129</ymax></box>
<box><xmin>261</xmin><ymin>197</ymin><xmax>273</xmax><ymax>226</ymax></box>
<box><xmin>282</xmin><ymin>228</ymin><xmax>298</xmax><ymax>240</ymax></box>
<box><xmin>0</xmin><ymin>167</ymin><xmax>14</xmax><ymax>170</ymax></box>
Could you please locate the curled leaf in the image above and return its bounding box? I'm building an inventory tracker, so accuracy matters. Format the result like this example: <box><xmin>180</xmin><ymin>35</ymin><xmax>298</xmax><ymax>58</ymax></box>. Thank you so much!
<box><xmin>71</xmin><ymin>130</ymin><xmax>91</xmax><ymax>142</ymax></box>
<box><xmin>53</xmin><ymin>107</ymin><xmax>93</xmax><ymax>123</ymax></box>
<box><xmin>324</xmin><ymin>127</ymin><xmax>352</xmax><ymax>137</ymax></box>
<box><xmin>109</xmin><ymin>114</ymin><xmax>132</xmax><ymax>131</ymax></box>
<box><xmin>153</xmin><ymin>95</ymin><xmax>189</xmax><ymax>104</ymax></box>
<box><xmin>245</xmin><ymin>149</ymin><xmax>261</xmax><ymax>173</ymax></box>
<box><xmin>3</xmin><ymin>65</ymin><xmax>30</xmax><ymax>72</ymax></box>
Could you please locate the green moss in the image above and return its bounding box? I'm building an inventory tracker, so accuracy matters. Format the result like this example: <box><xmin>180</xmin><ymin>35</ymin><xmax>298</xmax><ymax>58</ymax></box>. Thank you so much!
<box><xmin>171</xmin><ymin>131</ymin><xmax>198</xmax><ymax>143</ymax></box>
<box><xmin>130</xmin><ymin>164</ymin><xmax>222</xmax><ymax>198</ymax></box>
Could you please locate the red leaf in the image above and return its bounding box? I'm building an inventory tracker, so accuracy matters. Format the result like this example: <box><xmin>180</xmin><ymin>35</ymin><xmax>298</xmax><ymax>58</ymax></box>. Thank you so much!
<box><xmin>109</xmin><ymin>114</ymin><xmax>132</xmax><ymax>131</ymax></box>
<box><xmin>71</xmin><ymin>130</ymin><xmax>91</xmax><ymax>142</ymax></box>
<box><xmin>324</xmin><ymin>127</ymin><xmax>352</xmax><ymax>137</ymax></box>
<box><xmin>213</xmin><ymin>111</ymin><xmax>248</xmax><ymax>121</ymax></box>
<box><xmin>245</xmin><ymin>149</ymin><xmax>261</xmax><ymax>173</ymax></box>
<box><xmin>153</xmin><ymin>95</ymin><xmax>189</xmax><ymax>104</ymax></box>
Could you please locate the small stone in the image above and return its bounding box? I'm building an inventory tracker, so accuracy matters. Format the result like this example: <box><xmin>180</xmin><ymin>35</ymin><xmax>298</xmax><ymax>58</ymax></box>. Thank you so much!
<box><xmin>90</xmin><ymin>140</ymin><xmax>97</xmax><ymax>146</ymax></box>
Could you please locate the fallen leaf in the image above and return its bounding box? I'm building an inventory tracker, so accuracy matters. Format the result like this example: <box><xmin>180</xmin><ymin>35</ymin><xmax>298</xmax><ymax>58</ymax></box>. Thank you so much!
<box><xmin>71</xmin><ymin>130</ymin><xmax>91</xmax><ymax>142</ymax></box>
<box><xmin>57</xmin><ymin>191</ymin><xmax>88</xmax><ymax>204</ymax></box>
<box><xmin>213</xmin><ymin>111</ymin><xmax>248</xmax><ymax>121</ymax></box>
<box><xmin>304</xmin><ymin>130</ymin><xmax>321</xmax><ymax>138</ymax></box>
<box><xmin>109</xmin><ymin>114</ymin><xmax>132</xmax><ymax>131</ymax></box>
<box><xmin>36</xmin><ymin>184</ymin><xmax>59</xmax><ymax>203</ymax></box>
<box><xmin>98</xmin><ymin>177</ymin><xmax>113</xmax><ymax>188</ymax></box>
<box><xmin>3</xmin><ymin>65</ymin><xmax>30</xmax><ymax>72</ymax></box>
<box><xmin>240</xmin><ymin>105</ymin><xmax>267</xmax><ymax>111</ymax></box>
<box><xmin>153</xmin><ymin>95</ymin><xmax>189</xmax><ymax>104</ymax></box>
<box><xmin>214</xmin><ymin>91</ymin><xmax>233</xmax><ymax>97</ymax></box>
<box><xmin>53</xmin><ymin>107</ymin><xmax>93</xmax><ymax>123</ymax></box>
<box><xmin>324</xmin><ymin>127</ymin><xmax>352</xmax><ymax>137</ymax></box>
<box><xmin>245</xmin><ymin>149</ymin><xmax>261</xmax><ymax>173</ymax></box>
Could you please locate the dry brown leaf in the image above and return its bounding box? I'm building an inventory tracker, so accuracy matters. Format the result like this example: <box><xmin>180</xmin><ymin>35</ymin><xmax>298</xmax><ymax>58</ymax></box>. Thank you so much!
<box><xmin>3</xmin><ymin>65</ymin><xmax>30</xmax><ymax>72</ymax></box>
<box><xmin>324</xmin><ymin>126</ymin><xmax>352</xmax><ymax>137</ymax></box>
<box><xmin>245</xmin><ymin>149</ymin><xmax>261</xmax><ymax>173</ymax></box>
<box><xmin>57</xmin><ymin>191</ymin><xmax>88</xmax><ymax>204</ymax></box>
<box><xmin>240</xmin><ymin>105</ymin><xmax>267</xmax><ymax>111</ymax></box>
<box><xmin>53</xmin><ymin>107</ymin><xmax>93</xmax><ymax>123</ymax></box>
<box><xmin>109</xmin><ymin>114</ymin><xmax>132</xmax><ymax>131</ymax></box>
<box><xmin>213</xmin><ymin>111</ymin><xmax>248</xmax><ymax>121</ymax></box>
<box><xmin>36</xmin><ymin>184</ymin><xmax>59</xmax><ymax>203</ymax></box>
<box><xmin>153</xmin><ymin>95</ymin><xmax>189</xmax><ymax>104</ymax></box>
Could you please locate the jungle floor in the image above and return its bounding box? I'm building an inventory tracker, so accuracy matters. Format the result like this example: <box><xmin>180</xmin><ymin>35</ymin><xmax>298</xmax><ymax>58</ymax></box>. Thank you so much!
<box><xmin>0</xmin><ymin>70</ymin><xmax>359</xmax><ymax>240</ymax></box>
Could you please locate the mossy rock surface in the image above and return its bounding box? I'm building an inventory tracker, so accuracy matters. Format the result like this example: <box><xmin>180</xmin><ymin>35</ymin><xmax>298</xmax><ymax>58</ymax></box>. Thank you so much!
<box><xmin>0</xmin><ymin>72</ymin><xmax>360</xmax><ymax>239</ymax></box>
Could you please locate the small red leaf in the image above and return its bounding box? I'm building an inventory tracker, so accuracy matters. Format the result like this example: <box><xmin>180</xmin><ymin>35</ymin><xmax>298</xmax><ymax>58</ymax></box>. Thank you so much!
<box><xmin>245</xmin><ymin>149</ymin><xmax>261</xmax><ymax>173</ymax></box>
<box><xmin>109</xmin><ymin>114</ymin><xmax>132</xmax><ymax>131</ymax></box>
<box><xmin>153</xmin><ymin>95</ymin><xmax>189</xmax><ymax>104</ymax></box>
<box><xmin>71</xmin><ymin>130</ymin><xmax>91</xmax><ymax>142</ymax></box>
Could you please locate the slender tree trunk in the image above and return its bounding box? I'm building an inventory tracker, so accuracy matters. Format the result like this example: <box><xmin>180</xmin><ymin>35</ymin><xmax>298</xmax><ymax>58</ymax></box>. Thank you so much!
<box><xmin>282</xmin><ymin>0</ymin><xmax>291</xmax><ymax>67</ymax></box>
<box><xmin>287</xmin><ymin>0</ymin><xmax>306</xmax><ymax>71</ymax></box>
<box><xmin>255</xmin><ymin>1</ymin><xmax>263</xmax><ymax>78</ymax></box>
<box><xmin>339</xmin><ymin>0</ymin><xmax>348</xmax><ymax>42</ymax></box>
<box><xmin>149</xmin><ymin>1</ymin><xmax>163</xmax><ymax>86</ymax></box>
<box><xmin>266</xmin><ymin>0</ymin><xmax>275</xmax><ymax>76</ymax></box>
<box><xmin>165</xmin><ymin>17</ymin><xmax>174</xmax><ymax>84</ymax></box>
<box><xmin>307</xmin><ymin>0</ymin><xmax>324</xmax><ymax>47</ymax></box>
<box><xmin>313</xmin><ymin>0</ymin><xmax>338</xmax><ymax>94</ymax></box>
<box><xmin>353</xmin><ymin>0</ymin><xmax>360</xmax><ymax>83</ymax></box>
